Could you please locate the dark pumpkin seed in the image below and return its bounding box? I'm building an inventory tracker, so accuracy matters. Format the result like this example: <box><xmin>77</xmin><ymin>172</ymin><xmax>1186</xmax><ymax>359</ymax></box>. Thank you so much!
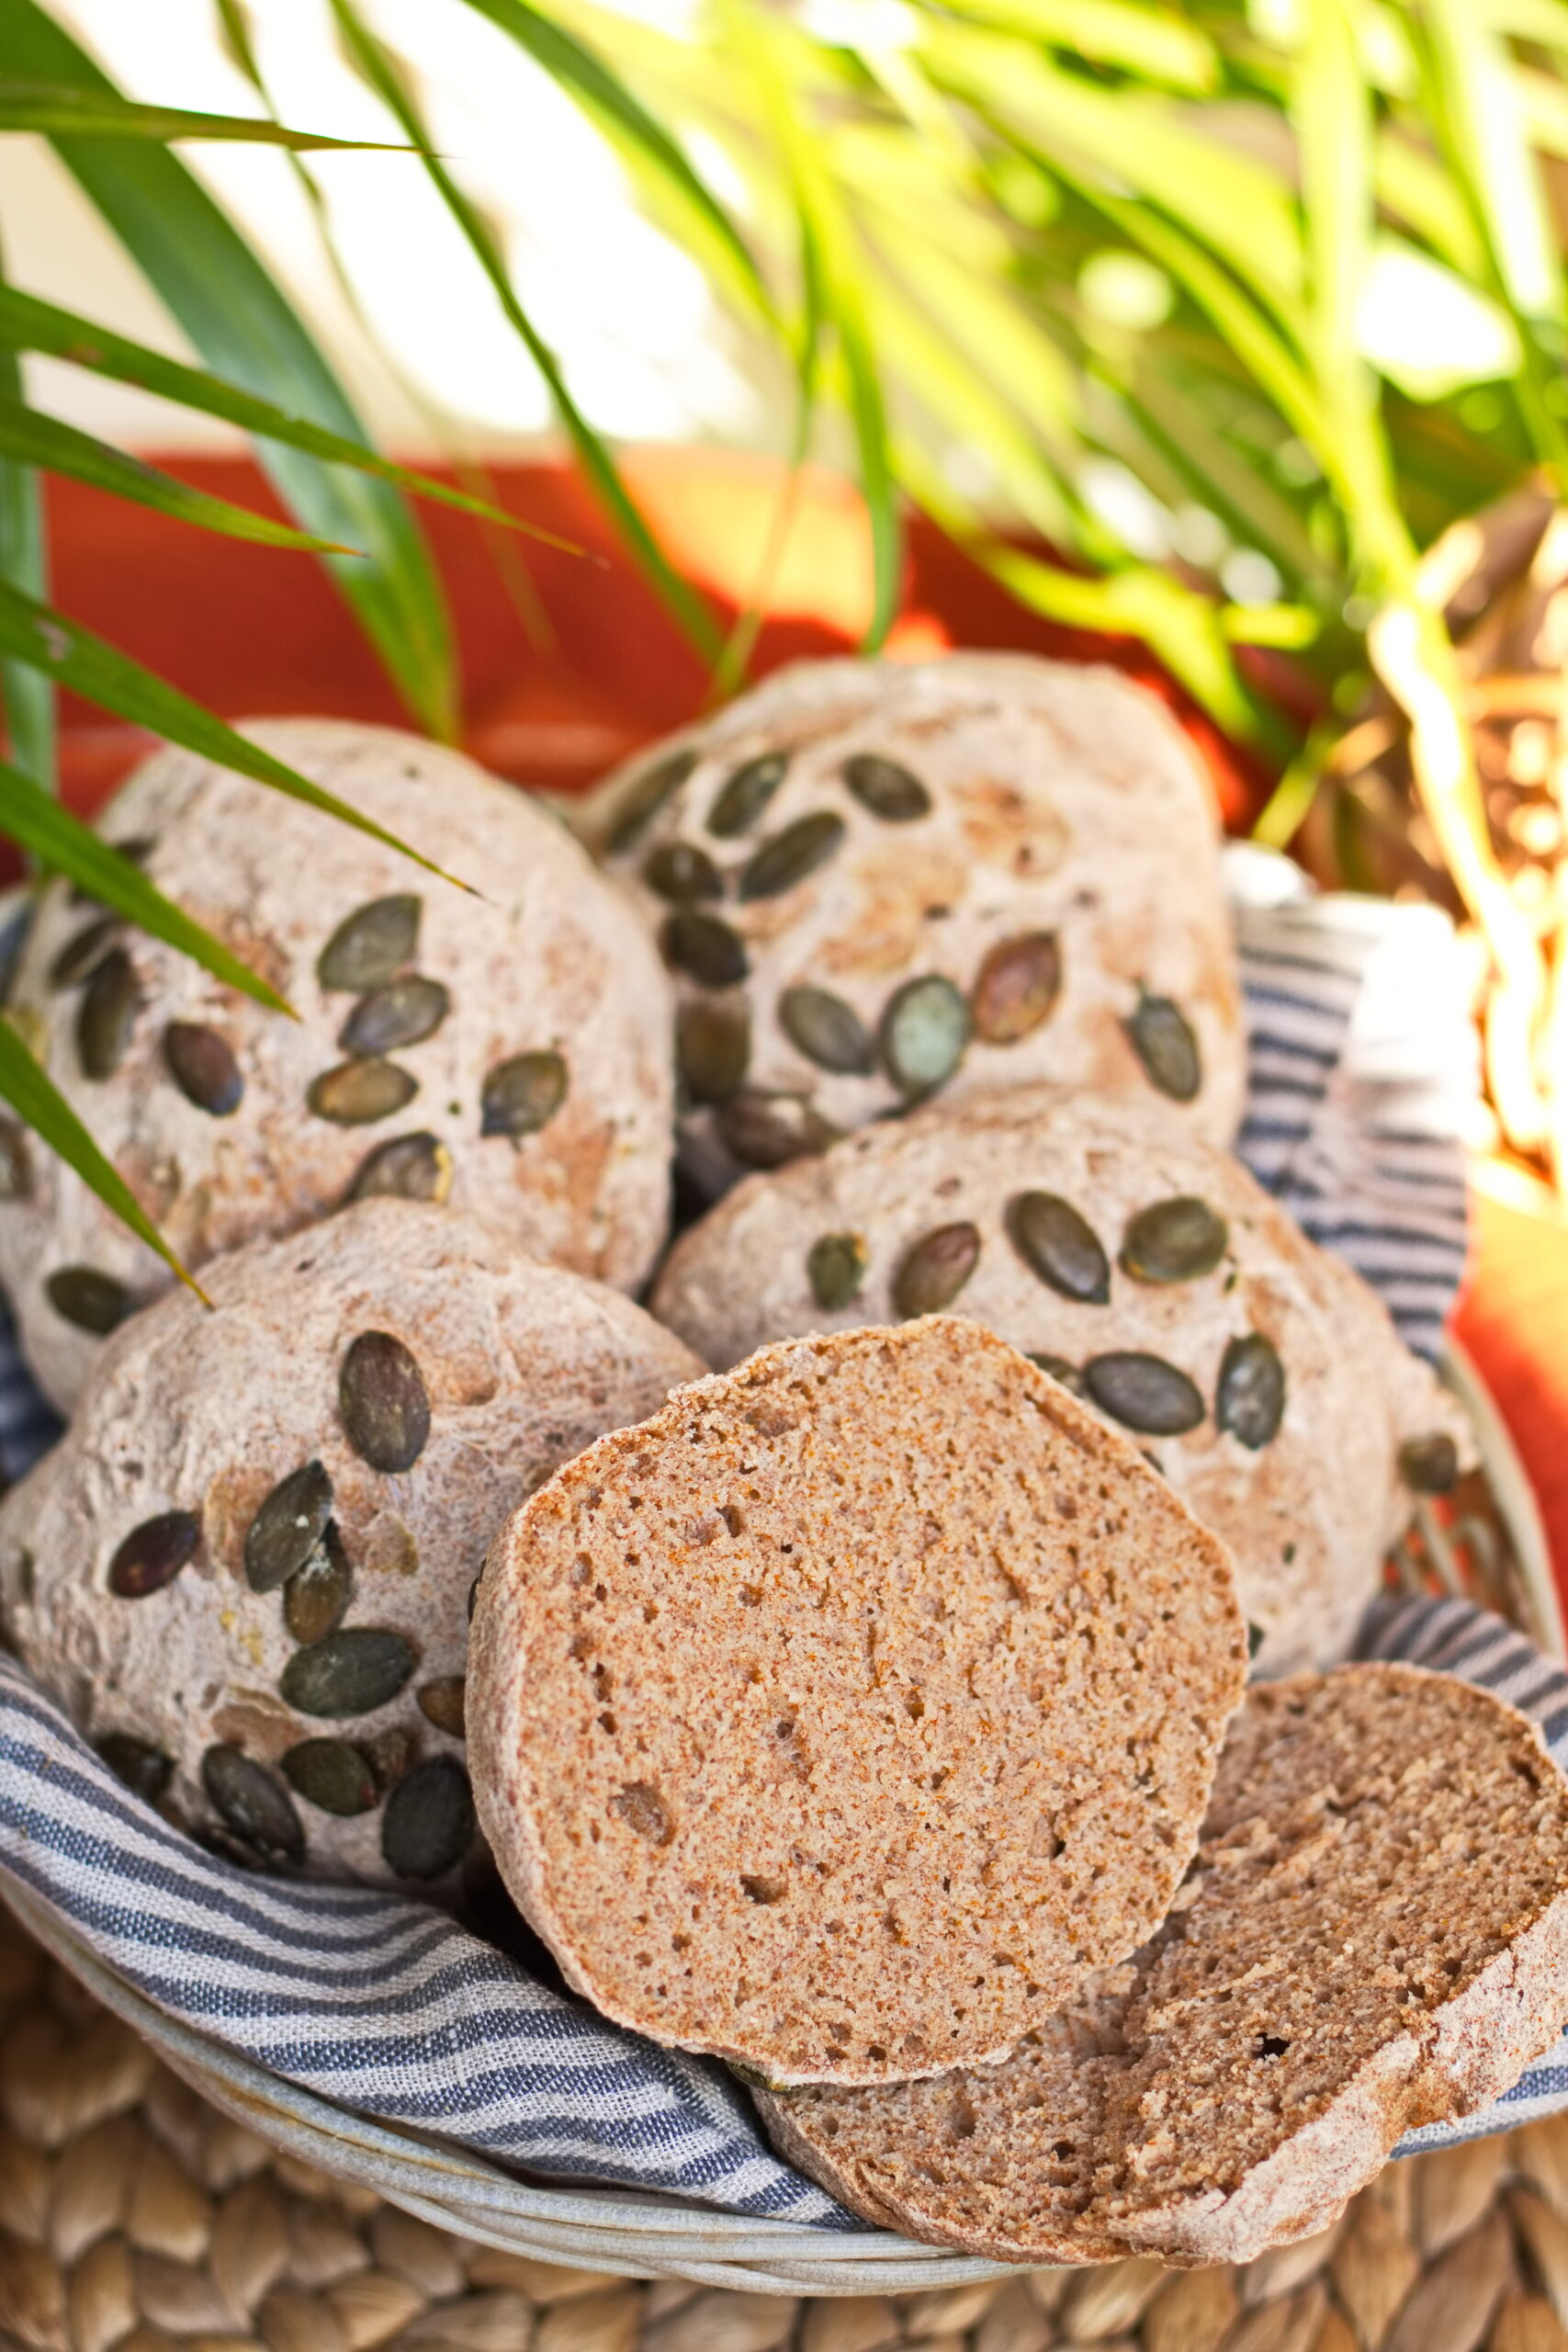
<box><xmin>338</xmin><ymin>976</ymin><xmax>449</xmax><ymax>1057</ymax></box>
<box><xmin>0</xmin><ymin>1116</ymin><xmax>30</xmax><ymax>1201</ymax></box>
<box><xmin>779</xmin><ymin>984</ymin><xmax>874</xmax><ymax>1075</ymax></box>
<box><xmin>643</xmin><ymin>841</ymin><xmax>723</xmax><ymax>903</ymax></box>
<box><xmin>417</xmin><ymin>1676</ymin><xmax>467</xmax><ymax>1737</ymax></box>
<box><xmin>1006</xmin><ymin>1192</ymin><xmax>1111</xmax><ymax>1305</ymax></box>
<box><xmin>308</xmin><ymin>1058</ymin><xmax>419</xmax><ymax>1125</ymax></box>
<box><xmin>842</xmin><ymin>752</ymin><xmax>931</xmax><ymax>823</ymax></box>
<box><xmin>1120</xmin><ymin>1196</ymin><xmax>1229</xmax><ymax>1285</ymax></box>
<box><xmin>381</xmin><ymin>1756</ymin><xmax>475</xmax><ymax>1879</ymax></box>
<box><xmin>77</xmin><ymin>948</ymin><xmax>139</xmax><ymax>1080</ymax></box>
<box><xmin>201</xmin><ymin>1745</ymin><xmax>305</xmax><ymax>1863</ymax></box>
<box><xmin>318</xmin><ymin>896</ymin><xmax>421</xmax><ymax>992</ymax></box>
<box><xmin>340</xmin><ymin>1331</ymin><xmax>430</xmax><ymax>1473</ymax></box>
<box><xmin>47</xmin><ymin>1265</ymin><xmax>130</xmax><ymax>1336</ymax></box>
<box><xmin>738</xmin><ymin>812</ymin><xmax>845</xmax><ymax>901</ymax></box>
<box><xmin>194</xmin><ymin>1824</ymin><xmax>271</xmax><ymax>1873</ymax></box>
<box><xmin>880</xmin><ymin>975</ymin><xmax>969</xmax><ymax>1100</ymax></box>
<box><xmin>719</xmin><ymin>1090</ymin><xmax>840</xmax><ymax>1170</ymax></box>
<box><xmin>50</xmin><ymin>917</ymin><xmax>119</xmax><ymax>990</ymax></box>
<box><xmin>281</xmin><ymin>1737</ymin><xmax>378</xmax><ymax>1816</ymax></box>
<box><xmin>971</xmin><ymin>932</ymin><xmax>1062</xmax><ymax>1046</ymax></box>
<box><xmin>708</xmin><ymin>752</ymin><xmax>787</xmax><ymax>838</ymax></box>
<box><xmin>1247</xmin><ymin>1623</ymin><xmax>1266</xmax><ymax>1661</ymax></box>
<box><xmin>1126</xmin><ymin>991</ymin><xmax>1201</xmax><ymax>1103</ymax></box>
<box><xmin>807</xmin><ymin>1232</ymin><xmax>868</xmax><ymax>1311</ymax></box>
<box><xmin>107</xmin><ymin>1510</ymin><xmax>199</xmax><ymax>1599</ymax></box>
<box><xmin>609</xmin><ymin>747</ymin><xmax>697</xmax><ymax>853</ymax></box>
<box><xmin>363</xmin><ymin>1726</ymin><xmax>416</xmax><ymax>1791</ymax></box>
<box><xmin>660</xmin><ymin>910</ymin><xmax>750</xmax><ymax>989</ymax></box>
<box><xmin>244</xmin><ymin>1461</ymin><xmax>334</xmax><ymax>1594</ymax></box>
<box><xmin>164</xmin><ymin>1022</ymin><xmax>243</xmax><ymax>1116</ymax></box>
<box><xmin>1398</xmin><ymin>1431</ymin><xmax>1459</xmax><ymax>1495</ymax></box>
<box><xmin>284</xmin><ymin>1524</ymin><xmax>354</xmax><ymax>1645</ymax></box>
<box><xmin>1026</xmin><ymin>1352</ymin><xmax>1087</xmax><ymax>1397</ymax></box>
<box><xmin>1084</xmin><ymin>1352</ymin><xmax>1204</xmax><ymax>1436</ymax></box>
<box><xmin>894</xmin><ymin>1222</ymin><xmax>981</xmax><ymax>1318</ymax></box>
<box><xmin>347</xmin><ymin>1131</ymin><xmax>453</xmax><ymax>1206</ymax></box>
<box><xmin>480</xmin><ymin>1050</ymin><xmax>569</xmax><ymax>1138</ymax></box>
<box><xmin>280</xmin><ymin>1628</ymin><xmax>415</xmax><ymax>1717</ymax></box>
<box><xmin>1215</xmin><ymin>1333</ymin><xmax>1286</xmax><ymax>1450</ymax></box>
<box><xmin>676</xmin><ymin>1001</ymin><xmax>750</xmax><ymax>1104</ymax></box>
<box><xmin>96</xmin><ymin>1732</ymin><xmax>173</xmax><ymax>1803</ymax></box>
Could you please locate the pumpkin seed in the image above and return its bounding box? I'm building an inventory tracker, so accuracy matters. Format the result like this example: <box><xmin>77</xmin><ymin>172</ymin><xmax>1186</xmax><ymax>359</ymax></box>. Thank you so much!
<box><xmin>194</xmin><ymin>1824</ymin><xmax>271</xmax><ymax>1873</ymax></box>
<box><xmin>1006</xmin><ymin>1192</ymin><xmax>1111</xmax><ymax>1305</ymax></box>
<box><xmin>347</xmin><ymin>1130</ymin><xmax>453</xmax><ymax>1205</ymax></box>
<box><xmin>201</xmin><ymin>1746</ymin><xmax>305</xmax><ymax>1863</ymax></box>
<box><xmin>779</xmin><ymin>984</ymin><xmax>874</xmax><ymax>1075</ymax></box>
<box><xmin>340</xmin><ymin>1330</ymin><xmax>431</xmax><ymax>1472</ymax></box>
<box><xmin>281</xmin><ymin>1737</ymin><xmax>378</xmax><ymax>1816</ymax></box>
<box><xmin>1247</xmin><ymin>1623</ymin><xmax>1266</xmax><ymax>1661</ymax></box>
<box><xmin>1215</xmin><ymin>1333</ymin><xmax>1286</xmax><ymax>1449</ymax></box>
<box><xmin>164</xmin><ymin>1022</ymin><xmax>243</xmax><ymax>1116</ymax></box>
<box><xmin>719</xmin><ymin>1090</ymin><xmax>840</xmax><ymax>1169</ymax></box>
<box><xmin>50</xmin><ymin>916</ymin><xmax>118</xmax><ymax>990</ymax></box>
<box><xmin>0</xmin><ymin>1116</ymin><xmax>30</xmax><ymax>1201</ymax></box>
<box><xmin>381</xmin><ymin>1756</ymin><xmax>475</xmax><ymax>1879</ymax></box>
<box><xmin>842</xmin><ymin>752</ymin><xmax>931</xmax><ymax>822</ymax></box>
<box><xmin>96</xmin><ymin>1733</ymin><xmax>173</xmax><ymax>1803</ymax></box>
<box><xmin>1126</xmin><ymin>991</ymin><xmax>1201</xmax><ymax>1103</ymax></box>
<box><xmin>707</xmin><ymin>752</ymin><xmax>787</xmax><ymax>838</ymax></box>
<box><xmin>7</xmin><ymin>1005</ymin><xmax>48</xmax><ymax>1067</ymax></box>
<box><xmin>1084</xmin><ymin>1352</ymin><xmax>1204</xmax><ymax>1436</ymax></box>
<box><xmin>417</xmin><ymin>1676</ymin><xmax>467</xmax><ymax>1737</ymax></box>
<box><xmin>1398</xmin><ymin>1431</ymin><xmax>1459</xmax><ymax>1494</ymax></box>
<box><xmin>643</xmin><ymin>841</ymin><xmax>722</xmax><ymax>903</ymax></box>
<box><xmin>807</xmin><ymin>1232</ymin><xmax>868</xmax><ymax>1311</ymax></box>
<box><xmin>280</xmin><ymin>1628</ymin><xmax>415</xmax><ymax>1717</ymax></box>
<box><xmin>676</xmin><ymin>1001</ymin><xmax>750</xmax><ymax>1104</ymax></box>
<box><xmin>244</xmin><ymin>1461</ymin><xmax>334</xmax><ymax>1593</ymax></box>
<box><xmin>1120</xmin><ymin>1196</ymin><xmax>1229</xmax><ymax>1285</ymax></box>
<box><xmin>894</xmin><ymin>1222</ymin><xmax>981</xmax><ymax>1318</ymax></box>
<box><xmin>318</xmin><ymin>895</ymin><xmax>421</xmax><ymax>991</ymax></box>
<box><xmin>107</xmin><ymin>1510</ymin><xmax>200</xmax><ymax>1599</ymax></box>
<box><xmin>308</xmin><ymin>1057</ymin><xmax>419</xmax><ymax>1125</ymax></box>
<box><xmin>880</xmin><ymin>974</ymin><xmax>969</xmax><ymax>1099</ymax></box>
<box><xmin>339</xmin><ymin>976</ymin><xmax>449</xmax><ymax>1057</ymax></box>
<box><xmin>363</xmin><ymin>1726</ymin><xmax>415</xmax><ymax>1791</ymax></box>
<box><xmin>1026</xmin><ymin>1351</ymin><xmax>1087</xmax><ymax>1397</ymax></box>
<box><xmin>47</xmin><ymin>1265</ymin><xmax>130</xmax><ymax>1336</ymax></box>
<box><xmin>284</xmin><ymin>1524</ymin><xmax>354</xmax><ymax>1645</ymax></box>
<box><xmin>609</xmin><ymin>746</ymin><xmax>697</xmax><ymax>853</ymax></box>
<box><xmin>660</xmin><ymin>910</ymin><xmax>750</xmax><ymax>989</ymax></box>
<box><xmin>738</xmin><ymin>811</ymin><xmax>845</xmax><ymax>900</ymax></box>
<box><xmin>971</xmin><ymin>932</ymin><xmax>1061</xmax><ymax>1045</ymax></box>
<box><xmin>77</xmin><ymin>948</ymin><xmax>139</xmax><ymax>1080</ymax></box>
<box><xmin>480</xmin><ymin>1050</ymin><xmax>569</xmax><ymax>1137</ymax></box>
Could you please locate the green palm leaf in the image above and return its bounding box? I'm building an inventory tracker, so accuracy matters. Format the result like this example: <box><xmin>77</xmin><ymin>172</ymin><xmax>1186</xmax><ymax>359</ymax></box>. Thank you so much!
<box><xmin>0</xmin><ymin>271</ymin><xmax>51</xmax><ymax>792</ymax></box>
<box><xmin>0</xmin><ymin>81</ymin><xmax>408</xmax><ymax>146</ymax></box>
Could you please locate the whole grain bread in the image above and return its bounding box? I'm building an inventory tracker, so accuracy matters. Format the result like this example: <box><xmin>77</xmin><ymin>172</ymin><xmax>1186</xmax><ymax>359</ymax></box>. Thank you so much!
<box><xmin>468</xmin><ymin>1317</ymin><xmax>1247</xmax><ymax>2085</ymax></box>
<box><xmin>757</xmin><ymin>1664</ymin><xmax>1568</xmax><ymax>2266</ymax></box>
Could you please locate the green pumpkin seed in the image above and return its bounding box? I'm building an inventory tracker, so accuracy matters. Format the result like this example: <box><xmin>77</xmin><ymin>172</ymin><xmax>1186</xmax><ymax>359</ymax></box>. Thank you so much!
<box><xmin>244</xmin><ymin>1461</ymin><xmax>334</xmax><ymax>1593</ymax></box>
<box><xmin>340</xmin><ymin>1330</ymin><xmax>431</xmax><ymax>1472</ymax></box>
<box><xmin>1398</xmin><ymin>1431</ymin><xmax>1459</xmax><ymax>1494</ymax></box>
<box><xmin>660</xmin><ymin>910</ymin><xmax>749</xmax><ymax>989</ymax></box>
<box><xmin>77</xmin><ymin>948</ymin><xmax>139</xmax><ymax>1080</ymax></box>
<box><xmin>281</xmin><ymin>1737</ymin><xmax>378</xmax><ymax>1816</ymax></box>
<box><xmin>339</xmin><ymin>976</ymin><xmax>449</xmax><ymax>1057</ymax></box>
<box><xmin>363</xmin><ymin>1726</ymin><xmax>415</xmax><ymax>1791</ymax></box>
<box><xmin>1215</xmin><ymin>1333</ymin><xmax>1286</xmax><ymax>1449</ymax></box>
<box><xmin>1084</xmin><ymin>1352</ymin><xmax>1204</xmax><ymax>1436</ymax></box>
<box><xmin>779</xmin><ymin>984</ymin><xmax>874</xmax><ymax>1075</ymax></box>
<box><xmin>807</xmin><ymin>1232</ymin><xmax>868</xmax><ymax>1311</ymax></box>
<box><xmin>842</xmin><ymin>752</ymin><xmax>931</xmax><ymax>822</ymax></box>
<box><xmin>280</xmin><ymin>1628</ymin><xmax>415</xmax><ymax>1718</ymax></box>
<box><xmin>480</xmin><ymin>1050</ymin><xmax>569</xmax><ymax>1138</ymax></box>
<box><xmin>308</xmin><ymin>1058</ymin><xmax>419</xmax><ymax>1126</ymax></box>
<box><xmin>707</xmin><ymin>752</ymin><xmax>787</xmax><ymax>838</ymax></box>
<box><xmin>971</xmin><ymin>932</ymin><xmax>1061</xmax><ymax>1046</ymax></box>
<box><xmin>164</xmin><ymin>1022</ymin><xmax>243</xmax><ymax>1116</ymax></box>
<box><xmin>50</xmin><ymin>916</ymin><xmax>119</xmax><ymax>990</ymax></box>
<box><xmin>347</xmin><ymin>1131</ymin><xmax>453</xmax><ymax>1205</ymax></box>
<box><xmin>47</xmin><ymin>1265</ymin><xmax>130</xmax><ymax>1336</ymax></box>
<box><xmin>643</xmin><ymin>841</ymin><xmax>723</xmax><ymax>903</ymax></box>
<box><xmin>318</xmin><ymin>896</ymin><xmax>421</xmax><ymax>992</ymax></box>
<box><xmin>894</xmin><ymin>1222</ymin><xmax>981</xmax><ymax>1318</ymax></box>
<box><xmin>1026</xmin><ymin>1352</ymin><xmax>1087</xmax><ymax>1397</ymax></box>
<box><xmin>0</xmin><ymin>1116</ymin><xmax>30</xmax><ymax>1201</ymax></box>
<box><xmin>381</xmin><ymin>1756</ymin><xmax>475</xmax><ymax>1878</ymax></box>
<box><xmin>7</xmin><ymin>1005</ymin><xmax>48</xmax><ymax>1068</ymax></box>
<box><xmin>609</xmin><ymin>746</ymin><xmax>697</xmax><ymax>853</ymax></box>
<box><xmin>417</xmin><ymin>1676</ymin><xmax>467</xmax><ymax>1737</ymax></box>
<box><xmin>880</xmin><ymin>975</ymin><xmax>969</xmax><ymax>1100</ymax></box>
<box><xmin>1006</xmin><ymin>1192</ymin><xmax>1110</xmax><ymax>1305</ymax></box>
<box><xmin>107</xmin><ymin>1510</ymin><xmax>200</xmax><ymax>1599</ymax></box>
<box><xmin>201</xmin><ymin>1745</ymin><xmax>305</xmax><ymax>1863</ymax></box>
<box><xmin>676</xmin><ymin>1000</ymin><xmax>749</xmax><ymax>1105</ymax></box>
<box><xmin>96</xmin><ymin>1733</ymin><xmax>173</xmax><ymax>1803</ymax></box>
<box><xmin>284</xmin><ymin>1525</ymin><xmax>354</xmax><ymax>1645</ymax></box>
<box><xmin>1120</xmin><ymin>1196</ymin><xmax>1229</xmax><ymax>1285</ymax></box>
<box><xmin>719</xmin><ymin>1090</ymin><xmax>840</xmax><ymax>1169</ymax></box>
<box><xmin>739</xmin><ymin>812</ymin><xmax>845</xmax><ymax>901</ymax></box>
<box><xmin>1126</xmin><ymin>991</ymin><xmax>1201</xmax><ymax>1103</ymax></box>
<box><xmin>1247</xmin><ymin>1623</ymin><xmax>1266</xmax><ymax>1661</ymax></box>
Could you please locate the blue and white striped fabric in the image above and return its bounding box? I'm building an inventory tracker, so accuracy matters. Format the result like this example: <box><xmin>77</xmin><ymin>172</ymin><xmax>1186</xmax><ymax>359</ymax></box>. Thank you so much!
<box><xmin>0</xmin><ymin>863</ymin><xmax>1553</xmax><ymax>2222</ymax></box>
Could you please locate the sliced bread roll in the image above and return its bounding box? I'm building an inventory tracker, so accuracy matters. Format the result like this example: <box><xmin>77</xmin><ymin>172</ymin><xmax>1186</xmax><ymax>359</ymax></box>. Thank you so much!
<box><xmin>468</xmin><ymin>1319</ymin><xmax>1247</xmax><ymax>2086</ymax></box>
<box><xmin>756</xmin><ymin>1665</ymin><xmax>1568</xmax><ymax>2266</ymax></box>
